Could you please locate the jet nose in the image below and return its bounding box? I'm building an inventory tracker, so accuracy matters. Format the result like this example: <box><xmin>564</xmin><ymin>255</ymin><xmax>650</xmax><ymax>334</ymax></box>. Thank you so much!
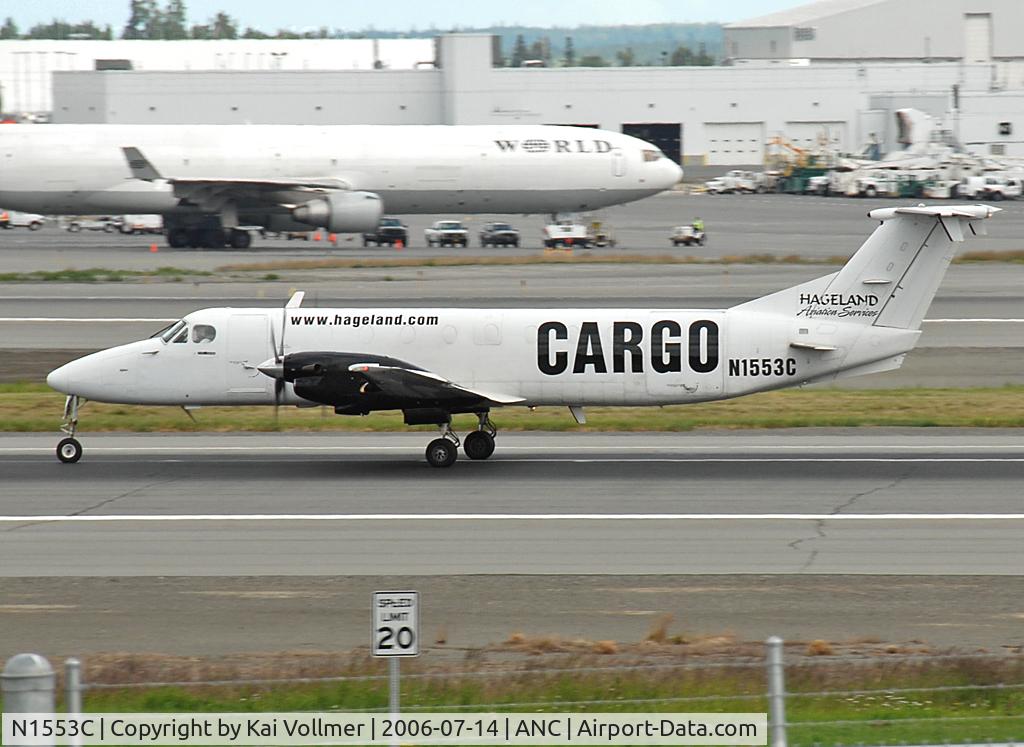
<box><xmin>47</xmin><ymin>363</ymin><xmax>72</xmax><ymax>393</ymax></box>
<box><xmin>666</xmin><ymin>159</ymin><xmax>684</xmax><ymax>186</ymax></box>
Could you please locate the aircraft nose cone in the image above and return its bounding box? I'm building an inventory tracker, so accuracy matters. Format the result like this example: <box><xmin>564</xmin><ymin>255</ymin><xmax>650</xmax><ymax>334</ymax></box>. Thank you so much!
<box><xmin>47</xmin><ymin>364</ymin><xmax>71</xmax><ymax>393</ymax></box>
<box><xmin>667</xmin><ymin>159</ymin><xmax>684</xmax><ymax>186</ymax></box>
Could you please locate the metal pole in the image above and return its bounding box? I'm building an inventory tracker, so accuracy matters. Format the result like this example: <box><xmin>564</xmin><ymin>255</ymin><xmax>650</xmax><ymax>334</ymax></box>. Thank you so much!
<box><xmin>2</xmin><ymin>654</ymin><xmax>56</xmax><ymax>747</ymax></box>
<box><xmin>765</xmin><ymin>636</ymin><xmax>787</xmax><ymax>747</ymax></box>
<box><xmin>65</xmin><ymin>658</ymin><xmax>83</xmax><ymax>747</ymax></box>
<box><xmin>389</xmin><ymin>657</ymin><xmax>400</xmax><ymax>747</ymax></box>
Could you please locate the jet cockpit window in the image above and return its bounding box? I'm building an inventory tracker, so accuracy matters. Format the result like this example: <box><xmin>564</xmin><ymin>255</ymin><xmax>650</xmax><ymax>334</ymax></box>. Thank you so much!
<box><xmin>172</xmin><ymin>325</ymin><xmax>189</xmax><ymax>343</ymax></box>
<box><xmin>192</xmin><ymin>324</ymin><xmax>217</xmax><ymax>343</ymax></box>
<box><xmin>156</xmin><ymin>320</ymin><xmax>186</xmax><ymax>343</ymax></box>
<box><xmin>642</xmin><ymin>149</ymin><xmax>663</xmax><ymax>162</ymax></box>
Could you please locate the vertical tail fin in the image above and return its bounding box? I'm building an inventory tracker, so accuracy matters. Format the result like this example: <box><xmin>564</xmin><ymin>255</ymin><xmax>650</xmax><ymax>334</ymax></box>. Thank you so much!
<box><xmin>733</xmin><ymin>205</ymin><xmax>1000</xmax><ymax>331</ymax></box>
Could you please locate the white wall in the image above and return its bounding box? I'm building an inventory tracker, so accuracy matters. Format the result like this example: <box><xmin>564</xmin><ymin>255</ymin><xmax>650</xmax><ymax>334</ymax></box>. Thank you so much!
<box><xmin>0</xmin><ymin>38</ymin><xmax>435</xmax><ymax>113</ymax></box>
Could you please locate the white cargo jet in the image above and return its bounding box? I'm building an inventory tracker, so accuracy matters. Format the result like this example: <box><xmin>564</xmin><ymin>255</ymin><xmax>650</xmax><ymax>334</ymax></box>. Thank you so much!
<box><xmin>0</xmin><ymin>124</ymin><xmax>681</xmax><ymax>248</ymax></box>
<box><xmin>47</xmin><ymin>204</ymin><xmax>998</xmax><ymax>467</ymax></box>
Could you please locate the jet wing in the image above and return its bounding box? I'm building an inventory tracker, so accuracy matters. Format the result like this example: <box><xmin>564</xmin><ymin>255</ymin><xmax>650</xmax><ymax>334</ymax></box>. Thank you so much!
<box><xmin>122</xmin><ymin>146</ymin><xmax>349</xmax><ymax>209</ymax></box>
<box><xmin>348</xmin><ymin>362</ymin><xmax>525</xmax><ymax>406</ymax></box>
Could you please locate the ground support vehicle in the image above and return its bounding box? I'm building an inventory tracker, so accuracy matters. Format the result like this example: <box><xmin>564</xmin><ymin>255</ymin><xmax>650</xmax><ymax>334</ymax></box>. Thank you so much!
<box><xmin>363</xmin><ymin>216</ymin><xmax>410</xmax><ymax>247</ymax></box>
<box><xmin>0</xmin><ymin>211</ymin><xmax>45</xmax><ymax>230</ymax></box>
<box><xmin>479</xmin><ymin>222</ymin><xmax>520</xmax><ymax>247</ymax></box>
<box><xmin>671</xmin><ymin>225</ymin><xmax>706</xmax><ymax>246</ymax></box>
<box><xmin>543</xmin><ymin>221</ymin><xmax>589</xmax><ymax>248</ymax></box>
<box><xmin>425</xmin><ymin>220</ymin><xmax>469</xmax><ymax>247</ymax></box>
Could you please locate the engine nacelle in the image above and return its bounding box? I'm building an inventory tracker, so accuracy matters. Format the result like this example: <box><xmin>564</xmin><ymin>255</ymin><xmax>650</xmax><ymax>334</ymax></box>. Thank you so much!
<box><xmin>291</xmin><ymin>191</ymin><xmax>382</xmax><ymax>233</ymax></box>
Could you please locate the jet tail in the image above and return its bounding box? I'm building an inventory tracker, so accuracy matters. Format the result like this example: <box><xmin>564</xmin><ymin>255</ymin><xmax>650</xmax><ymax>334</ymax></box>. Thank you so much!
<box><xmin>732</xmin><ymin>204</ymin><xmax>1000</xmax><ymax>332</ymax></box>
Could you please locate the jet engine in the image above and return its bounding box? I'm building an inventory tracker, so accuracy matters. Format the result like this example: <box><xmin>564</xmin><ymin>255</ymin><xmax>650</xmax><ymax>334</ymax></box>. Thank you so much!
<box><xmin>291</xmin><ymin>191</ymin><xmax>382</xmax><ymax>233</ymax></box>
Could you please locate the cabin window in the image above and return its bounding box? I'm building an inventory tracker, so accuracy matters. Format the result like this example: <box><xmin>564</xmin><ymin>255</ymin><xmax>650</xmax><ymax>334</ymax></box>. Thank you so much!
<box><xmin>192</xmin><ymin>324</ymin><xmax>217</xmax><ymax>343</ymax></box>
<box><xmin>642</xmin><ymin>149</ymin><xmax>663</xmax><ymax>162</ymax></box>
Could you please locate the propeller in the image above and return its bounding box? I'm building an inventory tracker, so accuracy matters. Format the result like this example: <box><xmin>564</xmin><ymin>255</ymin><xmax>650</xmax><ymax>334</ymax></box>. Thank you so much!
<box><xmin>256</xmin><ymin>291</ymin><xmax>304</xmax><ymax>425</ymax></box>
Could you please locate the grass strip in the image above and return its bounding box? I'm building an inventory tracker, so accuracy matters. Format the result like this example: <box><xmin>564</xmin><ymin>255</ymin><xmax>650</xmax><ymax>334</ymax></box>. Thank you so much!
<box><xmin>215</xmin><ymin>248</ymin><xmax>1024</xmax><ymax>274</ymax></box>
<box><xmin>0</xmin><ymin>267</ymin><xmax>212</xmax><ymax>283</ymax></box>
<box><xmin>4</xmin><ymin>384</ymin><xmax>1024</xmax><ymax>432</ymax></box>
<box><xmin>3</xmin><ymin>653</ymin><xmax>1022</xmax><ymax>747</ymax></box>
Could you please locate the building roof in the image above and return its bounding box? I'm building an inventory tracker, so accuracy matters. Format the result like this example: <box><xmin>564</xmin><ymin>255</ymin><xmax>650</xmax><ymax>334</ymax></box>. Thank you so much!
<box><xmin>726</xmin><ymin>0</ymin><xmax>889</xmax><ymax>28</ymax></box>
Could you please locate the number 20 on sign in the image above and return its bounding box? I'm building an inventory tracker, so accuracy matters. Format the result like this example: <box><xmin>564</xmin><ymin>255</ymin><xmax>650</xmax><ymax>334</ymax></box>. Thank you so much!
<box><xmin>372</xmin><ymin>591</ymin><xmax>419</xmax><ymax>657</ymax></box>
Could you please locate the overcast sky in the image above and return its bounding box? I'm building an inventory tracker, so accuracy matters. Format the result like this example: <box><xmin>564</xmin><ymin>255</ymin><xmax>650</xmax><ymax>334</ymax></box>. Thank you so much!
<box><xmin>9</xmin><ymin>0</ymin><xmax>796</xmax><ymax>32</ymax></box>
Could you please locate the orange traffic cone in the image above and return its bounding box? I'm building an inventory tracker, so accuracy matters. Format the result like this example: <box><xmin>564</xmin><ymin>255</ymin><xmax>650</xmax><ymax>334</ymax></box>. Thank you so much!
<box><xmin>328</xmin><ymin>233</ymin><xmax>337</xmax><ymax>244</ymax></box>
<box><xmin>149</xmin><ymin>243</ymin><xmax>159</xmax><ymax>253</ymax></box>
<box><xmin>395</xmin><ymin>239</ymin><xmax>404</xmax><ymax>250</ymax></box>
<box><xmin>313</xmin><ymin>232</ymin><xmax>322</xmax><ymax>241</ymax></box>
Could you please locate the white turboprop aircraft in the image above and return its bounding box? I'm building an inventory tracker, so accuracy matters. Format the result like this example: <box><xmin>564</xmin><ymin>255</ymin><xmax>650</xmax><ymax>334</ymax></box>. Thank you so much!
<box><xmin>0</xmin><ymin>124</ymin><xmax>682</xmax><ymax>248</ymax></box>
<box><xmin>46</xmin><ymin>204</ymin><xmax>998</xmax><ymax>467</ymax></box>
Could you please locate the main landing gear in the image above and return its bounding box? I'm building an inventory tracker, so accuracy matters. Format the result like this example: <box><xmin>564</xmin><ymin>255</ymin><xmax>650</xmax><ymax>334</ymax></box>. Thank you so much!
<box><xmin>56</xmin><ymin>395</ymin><xmax>83</xmax><ymax>464</ymax></box>
<box><xmin>424</xmin><ymin>413</ymin><xmax>497</xmax><ymax>468</ymax></box>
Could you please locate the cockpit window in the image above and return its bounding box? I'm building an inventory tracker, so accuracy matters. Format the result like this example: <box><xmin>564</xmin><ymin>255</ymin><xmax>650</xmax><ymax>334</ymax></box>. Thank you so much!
<box><xmin>192</xmin><ymin>324</ymin><xmax>216</xmax><ymax>343</ymax></box>
<box><xmin>642</xmin><ymin>149</ymin><xmax>663</xmax><ymax>162</ymax></box>
<box><xmin>172</xmin><ymin>325</ymin><xmax>189</xmax><ymax>343</ymax></box>
<box><xmin>156</xmin><ymin>320</ymin><xmax>186</xmax><ymax>343</ymax></box>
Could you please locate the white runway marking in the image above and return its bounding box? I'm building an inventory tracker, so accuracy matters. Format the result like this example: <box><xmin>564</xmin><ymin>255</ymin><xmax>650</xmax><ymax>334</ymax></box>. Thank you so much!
<box><xmin>1</xmin><ymin>513</ymin><xmax>1023</xmax><ymax>523</ymax></box>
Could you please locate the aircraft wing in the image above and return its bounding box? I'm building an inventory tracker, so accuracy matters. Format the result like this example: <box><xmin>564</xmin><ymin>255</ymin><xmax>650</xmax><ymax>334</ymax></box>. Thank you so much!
<box><xmin>347</xmin><ymin>362</ymin><xmax>525</xmax><ymax>405</ymax></box>
<box><xmin>122</xmin><ymin>146</ymin><xmax>349</xmax><ymax>208</ymax></box>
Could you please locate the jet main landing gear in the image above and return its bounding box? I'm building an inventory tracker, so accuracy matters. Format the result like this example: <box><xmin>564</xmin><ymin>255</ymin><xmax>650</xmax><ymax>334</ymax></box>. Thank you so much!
<box><xmin>56</xmin><ymin>395</ymin><xmax>83</xmax><ymax>463</ymax></box>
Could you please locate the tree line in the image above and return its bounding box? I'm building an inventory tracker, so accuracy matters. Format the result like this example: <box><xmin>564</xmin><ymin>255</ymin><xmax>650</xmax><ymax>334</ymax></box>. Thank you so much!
<box><xmin>0</xmin><ymin>1</ymin><xmax>721</xmax><ymax>65</ymax></box>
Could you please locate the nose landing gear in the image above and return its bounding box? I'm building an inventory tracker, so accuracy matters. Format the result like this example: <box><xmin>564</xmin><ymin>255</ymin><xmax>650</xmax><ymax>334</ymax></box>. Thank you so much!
<box><xmin>56</xmin><ymin>395</ymin><xmax>83</xmax><ymax>464</ymax></box>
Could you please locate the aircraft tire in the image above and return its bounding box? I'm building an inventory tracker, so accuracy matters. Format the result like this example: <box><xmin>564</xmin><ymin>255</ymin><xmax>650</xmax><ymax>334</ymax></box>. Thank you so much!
<box><xmin>425</xmin><ymin>438</ymin><xmax>458</xmax><ymax>468</ymax></box>
<box><xmin>229</xmin><ymin>229</ymin><xmax>252</xmax><ymax>249</ymax></box>
<box><xmin>56</xmin><ymin>437</ymin><xmax>82</xmax><ymax>464</ymax></box>
<box><xmin>464</xmin><ymin>431</ymin><xmax>495</xmax><ymax>460</ymax></box>
<box><xmin>167</xmin><ymin>228</ymin><xmax>189</xmax><ymax>248</ymax></box>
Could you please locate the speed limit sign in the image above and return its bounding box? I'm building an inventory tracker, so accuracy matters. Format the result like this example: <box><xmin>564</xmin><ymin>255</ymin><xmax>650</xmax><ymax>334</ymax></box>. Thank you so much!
<box><xmin>372</xmin><ymin>591</ymin><xmax>419</xmax><ymax>657</ymax></box>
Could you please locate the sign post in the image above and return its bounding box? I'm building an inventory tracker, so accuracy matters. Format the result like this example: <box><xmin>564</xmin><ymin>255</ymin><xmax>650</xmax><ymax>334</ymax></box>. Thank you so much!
<box><xmin>372</xmin><ymin>589</ymin><xmax>419</xmax><ymax>744</ymax></box>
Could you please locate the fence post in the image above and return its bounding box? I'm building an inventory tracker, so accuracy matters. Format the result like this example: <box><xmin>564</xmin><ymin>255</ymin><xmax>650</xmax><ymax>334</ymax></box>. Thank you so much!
<box><xmin>2</xmin><ymin>654</ymin><xmax>56</xmax><ymax>747</ymax></box>
<box><xmin>766</xmin><ymin>636</ymin><xmax>788</xmax><ymax>747</ymax></box>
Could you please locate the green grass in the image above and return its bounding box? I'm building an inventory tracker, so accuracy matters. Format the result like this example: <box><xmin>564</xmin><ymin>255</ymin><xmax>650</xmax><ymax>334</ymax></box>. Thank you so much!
<box><xmin>0</xmin><ymin>267</ymin><xmax>212</xmax><ymax>283</ymax></box>
<box><xmin>4</xmin><ymin>654</ymin><xmax>1023</xmax><ymax>746</ymax></box>
<box><xmin>4</xmin><ymin>383</ymin><xmax>1024</xmax><ymax>432</ymax></box>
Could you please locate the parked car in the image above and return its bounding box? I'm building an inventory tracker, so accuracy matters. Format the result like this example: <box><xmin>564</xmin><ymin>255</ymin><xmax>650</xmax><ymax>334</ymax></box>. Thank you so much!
<box><xmin>479</xmin><ymin>221</ymin><xmax>520</xmax><ymax>247</ymax></box>
<box><xmin>543</xmin><ymin>221</ymin><xmax>589</xmax><ymax>248</ymax></box>
<box><xmin>425</xmin><ymin>220</ymin><xmax>468</xmax><ymax>247</ymax></box>
<box><xmin>0</xmin><ymin>210</ymin><xmax>45</xmax><ymax>230</ymax></box>
<box><xmin>65</xmin><ymin>216</ymin><xmax>121</xmax><ymax>233</ymax></box>
<box><xmin>363</xmin><ymin>216</ymin><xmax>409</xmax><ymax>247</ymax></box>
<box><xmin>704</xmin><ymin>170</ymin><xmax>763</xmax><ymax>194</ymax></box>
<box><xmin>119</xmin><ymin>214</ymin><xmax>163</xmax><ymax>234</ymax></box>
<box><xmin>671</xmin><ymin>225</ymin><xmax>706</xmax><ymax>246</ymax></box>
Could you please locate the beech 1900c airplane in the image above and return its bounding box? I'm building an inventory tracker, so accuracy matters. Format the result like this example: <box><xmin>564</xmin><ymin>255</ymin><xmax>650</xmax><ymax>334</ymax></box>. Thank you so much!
<box><xmin>0</xmin><ymin>124</ymin><xmax>682</xmax><ymax>248</ymax></box>
<box><xmin>47</xmin><ymin>204</ymin><xmax>998</xmax><ymax>467</ymax></box>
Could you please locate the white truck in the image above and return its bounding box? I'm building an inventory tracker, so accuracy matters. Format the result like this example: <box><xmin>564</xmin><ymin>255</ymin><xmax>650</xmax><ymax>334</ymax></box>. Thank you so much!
<box><xmin>704</xmin><ymin>170</ymin><xmax>763</xmax><ymax>194</ymax></box>
<box><xmin>543</xmin><ymin>221</ymin><xmax>589</xmax><ymax>248</ymax></box>
<box><xmin>424</xmin><ymin>220</ymin><xmax>469</xmax><ymax>247</ymax></box>
<box><xmin>958</xmin><ymin>175</ymin><xmax>1022</xmax><ymax>201</ymax></box>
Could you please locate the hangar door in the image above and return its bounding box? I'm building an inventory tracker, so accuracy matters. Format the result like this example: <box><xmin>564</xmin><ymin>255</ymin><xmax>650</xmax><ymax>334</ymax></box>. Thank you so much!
<box><xmin>705</xmin><ymin>122</ymin><xmax>764</xmax><ymax>165</ymax></box>
<box><xmin>784</xmin><ymin>121</ymin><xmax>846</xmax><ymax>152</ymax></box>
<box><xmin>621</xmin><ymin>123</ymin><xmax>682</xmax><ymax>164</ymax></box>
<box><xmin>964</xmin><ymin>13</ymin><xmax>992</xmax><ymax>63</ymax></box>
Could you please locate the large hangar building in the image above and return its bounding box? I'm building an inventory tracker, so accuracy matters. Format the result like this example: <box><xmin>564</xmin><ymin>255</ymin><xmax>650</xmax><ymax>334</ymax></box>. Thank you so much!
<box><xmin>37</xmin><ymin>0</ymin><xmax>1024</xmax><ymax>165</ymax></box>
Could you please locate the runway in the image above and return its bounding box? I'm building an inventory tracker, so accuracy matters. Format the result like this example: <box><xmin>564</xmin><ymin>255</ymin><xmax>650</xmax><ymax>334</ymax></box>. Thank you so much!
<box><xmin>2</xmin><ymin>431</ymin><xmax>1022</xmax><ymax>577</ymax></box>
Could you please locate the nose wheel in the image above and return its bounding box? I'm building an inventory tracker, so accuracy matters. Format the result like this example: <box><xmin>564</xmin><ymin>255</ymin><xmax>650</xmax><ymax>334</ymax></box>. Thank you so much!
<box><xmin>57</xmin><ymin>437</ymin><xmax>82</xmax><ymax>464</ymax></box>
<box><xmin>56</xmin><ymin>395</ymin><xmax>84</xmax><ymax>464</ymax></box>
